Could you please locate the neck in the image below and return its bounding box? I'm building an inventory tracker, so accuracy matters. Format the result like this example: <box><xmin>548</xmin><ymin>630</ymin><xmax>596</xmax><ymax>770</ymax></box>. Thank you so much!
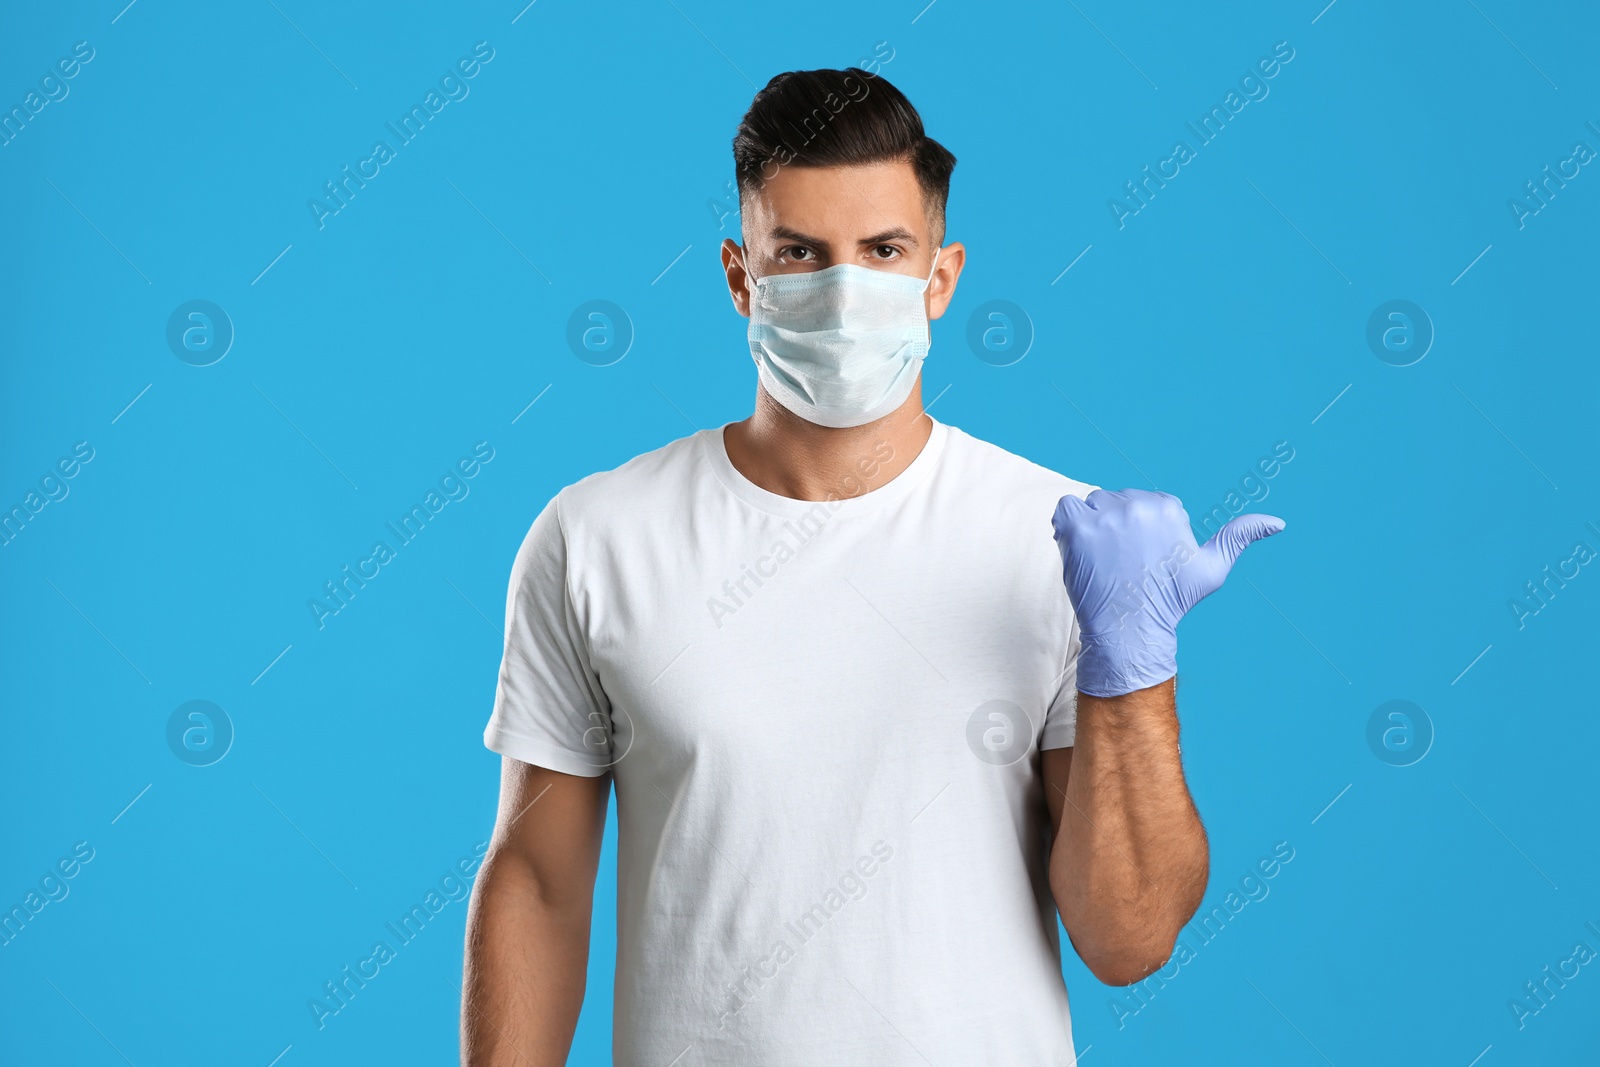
<box><xmin>722</xmin><ymin>383</ymin><xmax>934</xmax><ymax>503</ymax></box>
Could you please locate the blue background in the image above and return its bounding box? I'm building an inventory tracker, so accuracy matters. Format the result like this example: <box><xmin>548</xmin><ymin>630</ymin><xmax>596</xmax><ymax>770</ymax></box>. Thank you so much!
<box><xmin>3</xmin><ymin>0</ymin><xmax>1596</xmax><ymax>1063</ymax></box>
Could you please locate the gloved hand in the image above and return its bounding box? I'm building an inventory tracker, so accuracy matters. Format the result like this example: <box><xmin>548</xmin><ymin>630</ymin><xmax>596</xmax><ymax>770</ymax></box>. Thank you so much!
<box><xmin>1051</xmin><ymin>488</ymin><xmax>1285</xmax><ymax>697</ymax></box>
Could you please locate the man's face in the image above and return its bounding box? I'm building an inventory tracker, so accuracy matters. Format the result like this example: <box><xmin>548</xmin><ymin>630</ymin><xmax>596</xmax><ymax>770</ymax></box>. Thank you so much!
<box><xmin>721</xmin><ymin>159</ymin><xmax>964</xmax><ymax>322</ymax></box>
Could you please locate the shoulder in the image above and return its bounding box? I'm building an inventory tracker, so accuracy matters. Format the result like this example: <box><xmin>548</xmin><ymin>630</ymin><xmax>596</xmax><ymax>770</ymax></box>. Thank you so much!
<box><xmin>547</xmin><ymin>428</ymin><xmax>708</xmax><ymax>535</ymax></box>
<box><xmin>939</xmin><ymin>422</ymin><xmax>1099</xmax><ymax>504</ymax></box>
<box><xmin>506</xmin><ymin>429</ymin><xmax>706</xmax><ymax>581</ymax></box>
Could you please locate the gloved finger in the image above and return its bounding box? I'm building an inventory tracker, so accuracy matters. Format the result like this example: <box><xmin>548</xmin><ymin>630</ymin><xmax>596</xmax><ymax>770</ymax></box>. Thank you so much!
<box><xmin>1052</xmin><ymin>493</ymin><xmax>1092</xmax><ymax>534</ymax></box>
<box><xmin>1110</xmin><ymin>488</ymin><xmax>1181</xmax><ymax>518</ymax></box>
<box><xmin>1199</xmin><ymin>513</ymin><xmax>1286</xmax><ymax>570</ymax></box>
<box><xmin>1082</xmin><ymin>488</ymin><xmax>1114</xmax><ymax>510</ymax></box>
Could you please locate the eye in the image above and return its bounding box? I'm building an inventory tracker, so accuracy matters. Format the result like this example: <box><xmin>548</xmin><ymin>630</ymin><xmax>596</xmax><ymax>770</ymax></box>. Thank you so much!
<box><xmin>872</xmin><ymin>245</ymin><xmax>903</xmax><ymax>261</ymax></box>
<box><xmin>777</xmin><ymin>245</ymin><xmax>814</xmax><ymax>263</ymax></box>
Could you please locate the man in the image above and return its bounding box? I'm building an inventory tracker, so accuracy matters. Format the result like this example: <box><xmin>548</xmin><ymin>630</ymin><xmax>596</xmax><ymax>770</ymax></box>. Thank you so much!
<box><xmin>462</xmin><ymin>67</ymin><xmax>1283</xmax><ymax>1065</ymax></box>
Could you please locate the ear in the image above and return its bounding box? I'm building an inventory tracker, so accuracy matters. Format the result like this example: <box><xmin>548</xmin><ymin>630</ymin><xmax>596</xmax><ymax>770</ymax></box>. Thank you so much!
<box><xmin>721</xmin><ymin>239</ymin><xmax>753</xmax><ymax>318</ymax></box>
<box><xmin>926</xmin><ymin>241</ymin><xmax>965</xmax><ymax>322</ymax></box>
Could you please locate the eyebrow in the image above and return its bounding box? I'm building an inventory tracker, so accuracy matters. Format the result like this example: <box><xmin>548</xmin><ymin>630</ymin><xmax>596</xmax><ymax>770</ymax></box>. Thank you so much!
<box><xmin>768</xmin><ymin>225</ymin><xmax>920</xmax><ymax>249</ymax></box>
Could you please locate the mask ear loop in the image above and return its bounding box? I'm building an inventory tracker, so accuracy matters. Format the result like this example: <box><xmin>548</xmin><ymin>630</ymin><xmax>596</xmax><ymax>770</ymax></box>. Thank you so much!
<box><xmin>919</xmin><ymin>247</ymin><xmax>942</xmax><ymax>345</ymax></box>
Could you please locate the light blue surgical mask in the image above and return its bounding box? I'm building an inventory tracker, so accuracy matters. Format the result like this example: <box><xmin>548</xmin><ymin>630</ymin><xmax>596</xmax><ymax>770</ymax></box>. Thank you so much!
<box><xmin>742</xmin><ymin>250</ymin><xmax>941</xmax><ymax>428</ymax></box>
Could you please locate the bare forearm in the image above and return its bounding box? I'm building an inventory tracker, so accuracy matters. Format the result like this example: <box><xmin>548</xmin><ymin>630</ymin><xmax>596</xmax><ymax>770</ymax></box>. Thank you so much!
<box><xmin>1049</xmin><ymin>678</ymin><xmax>1208</xmax><ymax>984</ymax></box>
<box><xmin>461</xmin><ymin>852</ymin><xmax>593</xmax><ymax>1066</ymax></box>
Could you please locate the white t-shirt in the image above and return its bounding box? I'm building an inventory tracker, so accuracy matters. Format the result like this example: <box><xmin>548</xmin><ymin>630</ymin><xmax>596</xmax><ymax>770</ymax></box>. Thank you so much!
<box><xmin>485</xmin><ymin>416</ymin><xmax>1097</xmax><ymax>1065</ymax></box>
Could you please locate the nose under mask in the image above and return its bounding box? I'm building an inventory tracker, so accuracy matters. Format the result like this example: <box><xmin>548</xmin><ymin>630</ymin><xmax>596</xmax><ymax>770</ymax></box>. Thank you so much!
<box><xmin>742</xmin><ymin>250</ymin><xmax>940</xmax><ymax>429</ymax></box>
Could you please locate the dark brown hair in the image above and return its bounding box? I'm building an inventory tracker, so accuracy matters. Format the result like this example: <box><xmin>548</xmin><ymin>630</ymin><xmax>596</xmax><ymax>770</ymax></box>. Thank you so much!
<box><xmin>732</xmin><ymin>68</ymin><xmax>957</xmax><ymax>239</ymax></box>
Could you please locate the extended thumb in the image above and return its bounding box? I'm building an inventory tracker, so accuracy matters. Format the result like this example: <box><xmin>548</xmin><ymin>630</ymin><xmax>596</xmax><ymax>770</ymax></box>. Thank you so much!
<box><xmin>1200</xmin><ymin>513</ymin><xmax>1286</xmax><ymax>571</ymax></box>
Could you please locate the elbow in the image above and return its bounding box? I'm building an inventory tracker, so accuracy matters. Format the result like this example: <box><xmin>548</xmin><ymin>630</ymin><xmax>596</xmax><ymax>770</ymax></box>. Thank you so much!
<box><xmin>1082</xmin><ymin>895</ymin><xmax>1207</xmax><ymax>987</ymax></box>
<box><xmin>1057</xmin><ymin>906</ymin><xmax>1181</xmax><ymax>986</ymax></box>
<box><xmin>1083</xmin><ymin>945</ymin><xmax>1176</xmax><ymax>987</ymax></box>
<box><xmin>1064</xmin><ymin>908</ymin><xmax>1191</xmax><ymax>987</ymax></box>
<box><xmin>1057</xmin><ymin>849</ymin><xmax>1210</xmax><ymax>987</ymax></box>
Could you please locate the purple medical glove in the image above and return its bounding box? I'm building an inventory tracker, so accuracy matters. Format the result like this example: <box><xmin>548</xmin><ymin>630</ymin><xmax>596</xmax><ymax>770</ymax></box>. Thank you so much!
<box><xmin>1051</xmin><ymin>488</ymin><xmax>1285</xmax><ymax>697</ymax></box>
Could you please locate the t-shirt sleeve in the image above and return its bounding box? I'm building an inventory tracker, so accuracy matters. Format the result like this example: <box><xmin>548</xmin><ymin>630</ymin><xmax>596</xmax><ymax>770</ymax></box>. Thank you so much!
<box><xmin>1040</xmin><ymin>616</ymin><xmax>1081</xmax><ymax>750</ymax></box>
<box><xmin>1040</xmin><ymin>478</ymin><xmax>1096</xmax><ymax>751</ymax></box>
<box><xmin>482</xmin><ymin>491</ymin><xmax>616</xmax><ymax>777</ymax></box>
